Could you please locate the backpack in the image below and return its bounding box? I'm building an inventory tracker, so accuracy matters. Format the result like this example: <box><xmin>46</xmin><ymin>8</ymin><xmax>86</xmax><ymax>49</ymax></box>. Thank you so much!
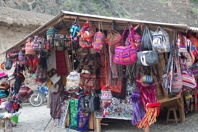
<box><xmin>79</xmin><ymin>22</ymin><xmax>95</xmax><ymax>48</ymax></box>
<box><xmin>151</xmin><ymin>27</ymin><xmax>170</xmax><ymax>52</ymax></box>
<box><xmin>80</xmin><ymin>95</ymin><xmax>100</xmax><ymax>112</ymax></box>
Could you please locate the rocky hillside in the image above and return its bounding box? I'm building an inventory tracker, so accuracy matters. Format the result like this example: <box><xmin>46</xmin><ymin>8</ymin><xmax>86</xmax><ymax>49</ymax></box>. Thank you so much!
<box><xmin>0</xmin><ymin>0</ymin><xmax>197</xmax><ymax>26</ymax></box>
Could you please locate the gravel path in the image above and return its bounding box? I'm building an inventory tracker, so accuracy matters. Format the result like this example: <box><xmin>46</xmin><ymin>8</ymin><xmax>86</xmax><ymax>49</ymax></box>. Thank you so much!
<box><xmin>11</xmin><ymin>105</ymin><xmax>198</xmax><ymax>132</ymax></box>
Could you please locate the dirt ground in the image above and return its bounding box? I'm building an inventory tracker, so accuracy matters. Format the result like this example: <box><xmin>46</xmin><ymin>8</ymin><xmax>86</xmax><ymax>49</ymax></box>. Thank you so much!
<box><xmin>10</xmin><ymin>105</ymin><xmax>198</xmax><ymax>132</ymax></box>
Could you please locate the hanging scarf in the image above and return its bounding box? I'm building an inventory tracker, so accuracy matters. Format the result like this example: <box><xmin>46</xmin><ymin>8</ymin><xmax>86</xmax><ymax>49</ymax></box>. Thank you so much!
<box><xmin>137</xmin><ymin>103</ymin><xmax>161</xmax><ymax>129</ymax></box>
<box><xmin>77</xmin><ymin>97</ymin><xmax>90</xmax><ymax>131</ymax></box>
<box><xmin>69</xmin><ymin>99</ymin><xmax>78</xmax><ymax>129</ymax></box>
<box><xmin>130</xmin><ymin>91</ymin><xmax>145</xmax><ymax>125</ymax></box>
<box><xmin>137</xmin><ymin>80</ymin><xmax>157</xmax><ymax>109</ymax></box>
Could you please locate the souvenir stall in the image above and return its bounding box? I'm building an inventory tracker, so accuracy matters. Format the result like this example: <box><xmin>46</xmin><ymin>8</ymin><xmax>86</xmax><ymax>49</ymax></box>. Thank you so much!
<box><xmin>0</xmin><ymin>71</ymin><xmax>21</xmax><ymax>130</ymax></box>
<box><xmin>181</xmin><ymin>27</ymin><xmax>198</xmax><ymax>114</ymax></box>
<box><xmin>2</xmin><ymin>11</ymin><xmax>198</xmax><ymax>132</ymax></box>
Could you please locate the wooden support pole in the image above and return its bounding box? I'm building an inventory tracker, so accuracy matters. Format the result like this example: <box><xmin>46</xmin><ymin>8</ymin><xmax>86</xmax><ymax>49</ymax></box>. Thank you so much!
<box><xmin>95</xmin><ymin>118</ymin><xmax>102</xmax><ymax>132</ymax></box>
<box><xmin>144</xmin><ymin>127</ymin><xmax>149</xmax><ymax>132</ymax></box>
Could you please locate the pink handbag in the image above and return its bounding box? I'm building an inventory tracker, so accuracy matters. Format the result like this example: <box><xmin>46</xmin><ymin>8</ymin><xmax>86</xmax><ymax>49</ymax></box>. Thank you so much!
<box><xmin>113</xmin><ymin>28</ymin><xmax>137</xmax><ymax>65</ymax></box>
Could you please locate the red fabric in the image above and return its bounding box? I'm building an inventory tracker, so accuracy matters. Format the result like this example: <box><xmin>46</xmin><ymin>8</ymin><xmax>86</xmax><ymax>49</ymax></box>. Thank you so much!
<box><xmin>56</xmin><ymin>51</ymin><xmax>67</xmax><ymax>75</ymax></box>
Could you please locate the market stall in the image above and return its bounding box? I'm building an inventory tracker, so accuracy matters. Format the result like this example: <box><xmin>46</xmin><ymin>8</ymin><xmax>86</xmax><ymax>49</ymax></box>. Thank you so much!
<box><xmin>1</xmin><ymin>11</ymin><xmax>198</xmax><ymax>132</ymax></box>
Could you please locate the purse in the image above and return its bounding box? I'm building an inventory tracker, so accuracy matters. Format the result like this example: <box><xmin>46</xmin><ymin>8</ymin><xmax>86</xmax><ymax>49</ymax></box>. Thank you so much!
<box><xmin>92</xmin><ymin>22</ymin><xmax>105</xmax><ymax>52</ymax></box>
<box><xmin>151</xmin><ymin>27</ymin><xmax>170</xmax><ymax>52</ymax></box>
<box><xmin>189</xmin><ymin>62</ymin><xmax>198</xmax><ymax>78</ymax></box>
<box><xmin>113</xmin><ymin>28</ymin><xmax>137</xmax><ymax>65</ymax></box>
<box><xmin>182</xmin><ymin>67</ymin><xmax>197</xmax><ymax>88</ymax></box>
<box><xmin>5</xmin><ymin>58</ymin><xmax>12</xmax><ymax>70</ymax></box>
<box><xmin>137</xmin><ymin>51</ymin><xmax>159</xmax><ymax>66</ymax></box>
<box><xmin>141</xmin><ymin>26</ymin><xmax>153</xmax><ymax>50</ymax></box>
<box><xmin>172</xmin><ymin>54</ymin><xmax>183</xmax><ymax>93</ymax></box>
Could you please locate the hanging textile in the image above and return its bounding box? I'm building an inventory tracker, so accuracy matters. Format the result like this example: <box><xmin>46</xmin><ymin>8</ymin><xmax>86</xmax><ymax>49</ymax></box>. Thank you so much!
<box><xmin>69</xmin><ymin>99</ymin><xmax>79</xmax><ymax>129</ymax></box>
<box><xmin>136</xmin><ymin>103</ymin><xmax>161</xmax><ymax>129</ymax></box>
<box><xmin>137</xmin><ymin>80</ymin><xmax>157</xmax><ymax>108</ymax></box>
<box><xmin>77</xmin><ymin>97</ymin><xmax>90</xmax><ymax>131</ymax></box>
<box><xmin>56</xmin><ymin>51</ymin><xmax>67</xmax><ymax>75</ymax></box>
<box><xmin>47</xmin><ymin>50</ymin><xmax>56</xmax><ymax>72</ymax></box>
<box><xmin>130</xmin><ymin>91</ymin><xmax>145</xmax><ymax>125</ymax></box>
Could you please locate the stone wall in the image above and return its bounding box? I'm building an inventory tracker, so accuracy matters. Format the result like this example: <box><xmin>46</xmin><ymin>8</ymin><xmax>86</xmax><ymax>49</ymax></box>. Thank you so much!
<box><xmin>0</xmin><ymin>22</ymin><xmax>38</xmax><ymax>62</ymax></box>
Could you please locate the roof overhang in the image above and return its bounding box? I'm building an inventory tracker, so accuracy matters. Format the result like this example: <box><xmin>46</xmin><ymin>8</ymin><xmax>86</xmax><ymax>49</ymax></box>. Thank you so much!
<box><xmin>2</xmin><ymin>10</ymin><xmax>189</xmax><ymax>54</ymax></box>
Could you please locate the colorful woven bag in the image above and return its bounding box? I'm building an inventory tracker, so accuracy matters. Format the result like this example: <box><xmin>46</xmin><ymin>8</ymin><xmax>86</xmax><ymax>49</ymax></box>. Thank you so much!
<box><xmin>92</xmin><ymin>31</ymin><xmax>105</xmax><ymax>52</ymax></box>
<box><xmin>7</xmin><ymin>49</ymin><xmax>18</xmax><ymax>62</ymax></box>
<box><xmin>125</xmin><ymin>25</ymin><xmax>141</xmax><ymax>51</ymax></box>
<box><xmin>18</xmin><ymin>50</ymin><xmax>26</xmax><ymax>66</ymax></box>
<box><xmin>25</xmin><ymin>38</ymin><xmax>35</xmax><ymax>55</ymax></box>
<box><xmin>172</xmin><ymin>55</ymin><xmax>183</xmax><ymax>93</ymax></box>
<box><xmin>189</xmin><ymin>35</ymin><xmax>198</xmax><ymax>48</ymax></box>
<box><xmin>182</xmin><ymin>68</ymin><xmax>197</xmax><ymax>88</ymax></box>
<box><xmin>113</xmin><ymin>28</ymin><xmax>137</xmax><ymax>65</ymax></box>
<box><xmin>79</xmin><ymin>22</ymin><xmax>95</xmax><ymax>48</ymax></box>
<box><xmin>32</xmin><ymin>36</ymin><xmax>42</xmax><ymax>52</ymax></box>
<box><xmin>189</xmin><ymin>62</ymin><xmax>198</xmax><ymax>78</ymax></box>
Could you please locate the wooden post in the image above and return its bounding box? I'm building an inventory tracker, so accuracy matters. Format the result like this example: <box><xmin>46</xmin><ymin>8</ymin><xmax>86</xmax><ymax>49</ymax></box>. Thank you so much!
<box><xmin>177</xmin><ymin>96</ymin><xmax>185</xmax><ymax>122</ymax></box>
<box><xmin>144</xmin><ymin>127</ymin><xmax>149</xmax><ymax>132</ymax></box>
<box><xmin>95</xmin><ymin>118</ymin><xmax>102</xmax><ymax>132</ymax></box>
<box><xmin>88</xmin><ymin>113</ymin><xmax>94</xmax><ymax>130</ymax></box>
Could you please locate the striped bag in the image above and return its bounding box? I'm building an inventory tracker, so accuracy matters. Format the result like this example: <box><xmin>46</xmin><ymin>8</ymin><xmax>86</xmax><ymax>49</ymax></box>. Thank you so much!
<box><xmin>25</xmin><ymin>38</ymin><xmax>35</xmax><ymax>55</ymax></box>
<box><xmin>189</xmin><ymin>62</ymin><xmax>198</xmax><ymax>78</ymax></box>
<box><xmin>7</xmin><ymin>49</ymin><xmax>18</xmax><ymax>62</ymax></box>
<box><xmin>182</xmin><ymin>68</ymin><xmax>197</xmax><ymax>88</ymax></box>
<box><xmin>92</xmin><ymin>31</ymin><xmax>105</xmax><ymax>52</ymax></box>
<box><xmin>172</xmin><ymin>55</ymin><xmax>183</xmax><ymax>93</ymax></box>
<box><xmin>18</xmin><ymin>50</ymin><xmax>26</xmax><ymax>66</ymax></box>
<box><xmin>189</xmin><ymin>35</ymin><xmax>198</xmax><ymax>48</ymax></box>
<box><xmin>113</xmin><ymin>27</ymin><xmax>137</xmax><ymax>65</ymax></box>
<box><xmin>32</xmin><ymin>36</ymin><xmax>42</xmax><ymax>51</ymax></box>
